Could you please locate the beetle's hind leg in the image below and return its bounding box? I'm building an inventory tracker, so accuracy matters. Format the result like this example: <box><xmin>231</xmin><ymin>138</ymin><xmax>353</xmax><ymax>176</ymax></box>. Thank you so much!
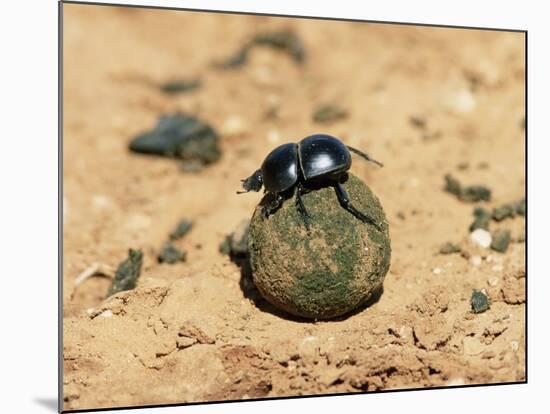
<box><xmin>333</xmin><ymin>182</ymin><xmax>382</xmax><ymax>230</ymax></box>
<box><xmin>346</xmin><ymin>146</ymin><xmax>383</xmax><ymax>167</ymax></box>
<box><xmin>295</xmin><ymin>183</ymin><xmax>311</xmax><ymax>230</ymax></box>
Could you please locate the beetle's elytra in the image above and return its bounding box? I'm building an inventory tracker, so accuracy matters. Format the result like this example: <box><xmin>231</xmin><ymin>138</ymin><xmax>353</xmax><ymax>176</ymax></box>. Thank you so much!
<box><xmin>238</xmin><ymin>134</ymin><xmax>383</xmax><ymax>229</ymax></box>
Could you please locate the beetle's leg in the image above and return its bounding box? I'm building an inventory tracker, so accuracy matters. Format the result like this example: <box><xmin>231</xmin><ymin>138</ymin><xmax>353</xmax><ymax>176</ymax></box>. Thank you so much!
<box><xmin>295</xmin><ymin>183</ymin><xmax>311</xmax><ymax>230</ymax></box>
<box><xmin>262</xmin><ymin>193</ymin><xmax>284</xmax><ymax>218</ymax></box>
<box><xmin>346</xmin><ymin>146</ymin><xmax>383</xmax><ymax>167</ymax></box>
<box><xmin>333</xmin><ymin>182</ymin><xmax>382</xmax><ymax>230</ymax></box>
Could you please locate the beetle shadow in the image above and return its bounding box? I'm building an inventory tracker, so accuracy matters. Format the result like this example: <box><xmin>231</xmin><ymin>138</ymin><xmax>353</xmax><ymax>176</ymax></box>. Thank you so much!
<box><xmin>236</xmin><ymin>254</ymin><xmax>384</xmax><ymax>323</ymax></box>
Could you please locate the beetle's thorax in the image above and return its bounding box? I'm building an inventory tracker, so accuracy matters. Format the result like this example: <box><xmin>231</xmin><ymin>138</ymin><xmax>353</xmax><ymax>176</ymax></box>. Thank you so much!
<box><xmin>261</xmin><ymin>143</ymin><xmax>299</xmax><ymax>193</ymax></box>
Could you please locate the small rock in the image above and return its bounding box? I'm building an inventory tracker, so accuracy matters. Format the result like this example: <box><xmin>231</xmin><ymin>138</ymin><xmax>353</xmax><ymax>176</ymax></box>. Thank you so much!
<box><xmin>491</xmin><ymin>229</ymin><xmax>511</xmax><ymax>253</ymax></box>
<box><xmin>106</xmin><ymin>249</ymin><xmax>143</xmax><ymax>297</ymax></box>
<box><xmin>158</xmin><ymin>242</ymin><xmax>187</xmax><ymax>264</ymax></box>
<box><xmin>470</xmin><ymin>229</ymin><xmax>492</xmax><ymax>248</ymax></box>
<box><xmin>169</xmin><ymin>218</ymin><xmax>193</xmax><ymax>240</ymax></box>
<box><xmin>176</xmin><ymin>336</ymin><xmax>197</xmax><ymax>349</ymax></box>
<box><xmin>471</xmin><ymin>289</ymin><xmax>490</xmax><ymax>313</ymax></box>
<box><xmin>215</xmin><ymin>30</ymin><xmax>305</xmax><ymax>69</ymax></box>
<box><xmin>439</xmin><ymin>242</ymin><xmax>461</xmax><ymax>255</ymax></box>
<box><xmin>492</xmin><ymin>204</ymin><xmax>516</xmax><ymax>221</ymax></box>
<box><xmin>432</xmin><ymin>267</ymin><xmax>442</xmax><ymax>275</ymax></box>
<box><xmin>447</xmin><ymin>89</ymin><xmax>476</xmax><ymax>113</ymax></box>
<box><xmin>461</xmin><ymin>185</ymin><xmax>491</xmax><ymax>203</ymax></box>
<box><xmin>158</xmin><ymin>79</ymin><xmax>201</xmax><ymax>94</ymax></box>
<box><xmin>99</xmin><ymin>310</ymin><xmax>113</xmax><ymax>318</ymax></box>
<box><xmin>129</xmin><ymin>113</ymin><xmax>221</xmax><ymax>170</ymax></box>
<box><xmin>515</xmin><ymin>198</ymin><xmax>526</xmax><ymax>216</ymax></box>
<box><xmin>444</xmin><ymin>174</ymin><xmax>462</xmax><ymax>198</ymax></box>
<box><xmin>470</xmin><ymin>207</ymin><xmax>491</xmax><ymax>231</ymax></box>
<box><xmin>409</xmin><ymin>115</ymin><xmax>427</xmax><ymax>129</ymax></box>
<box><xmin>444</xmin><ymin>174</ymin><xmax>491</xmax><ymax>202</ymax></box>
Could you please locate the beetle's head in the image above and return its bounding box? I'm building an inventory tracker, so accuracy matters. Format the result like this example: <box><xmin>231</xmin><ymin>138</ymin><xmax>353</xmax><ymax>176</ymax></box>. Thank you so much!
<box><xmin>238</xmin><ymin>169</ymin><xmax>263</xmax><ymax>193</ymax></box>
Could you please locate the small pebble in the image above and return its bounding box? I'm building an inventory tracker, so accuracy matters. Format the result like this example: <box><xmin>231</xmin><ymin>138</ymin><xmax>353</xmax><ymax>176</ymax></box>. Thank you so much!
<box><xmin>449</xmin><ymin>89</ymin><xmax>476</xmax><ymax>113</ymax></box>
<box><xmin>158</xmin><ymin>242</ymin><xmax>187</xmax><ymax>264</ymax></box>
<box><xmin>169</xmin><ymin>218</ymin><xmax>193</xmax><ymax>240</ymax></box>
<box><xmin>99</xmin><ymin>310</ymin><xmax>113</xmax><ymax>318</ymax></box>
<box><xmin>471</xmin><ymin>289</ymin><xmax>490</xmax><ymax>313</ymax></box>
<box><xmin>470</xmin><ymin>255</ymin><xmax>482</xmax><ymax>267</ymax></box>
<box><xmin>515</xmin><ymin>198</ymin><xmax>526</xmax><ymax>216</ymax></box>
<box><xmin>491</xmin><ymin>229</ymin><xmax>511</xmax><ymax>253</ymax></box>
<box><xmin>409</xmin><ymin>115</ymin><xmax>427</xmax><ymax>129</ymax></box>
<box><xmin>444</xmin><ymin>174</ymin><xmax>491</xmax><ymax>202</ymax></box>
<box><xmin>470</xmin><ymin>229</ymin><xmax>492</xmax><ymax>248</ymax></box>
<box><xmin>470</xmin><ymin>207</ymin><xmax>491</xmax><ymax>231</ymax></box>
<box><xmin>158</xmin><ymin>79</ymin><xmax>201</xmax><ymax>94</ymax></box>
<box><xmin>492</xmin><ymin>204</ymin><xmax>516</xmax><ymax>221</ymax></box>
<box><xmin>106</xmin><ymin>249</ymin><xmax>143</xmax><ymax>297</ymax></box>
<box><xmin>432</xmin><ymin>267</ymin><xmax>442</xmax><ymax>275</ymax></box>
<box><xmin>439</xmin><ymin>242</ymin><xmax>461</xmax><ymax>255</ymax></box>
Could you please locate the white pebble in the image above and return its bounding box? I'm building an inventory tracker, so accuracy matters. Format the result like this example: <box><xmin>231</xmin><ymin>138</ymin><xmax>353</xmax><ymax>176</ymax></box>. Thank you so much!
<box><xmin>446</xmin><ymin>89</ymin><xmax>476</xmax><ymax>113</ymax></box>
<box><xmin>510</xmin><ymin>341</ymin><xmax>519</xmax><ymax>351</ymax></box>
<box><xmin>100</xmin><ymin>310</ymin><xmax>113</xmax><ymax>318</ymax></box>
<box><xmin>470</xmin><ymin>229</ymin><xmax>492</xmax><ymax>248</ymax></box>
<box><xmin>432</xmin><ymin>267</ymin><xmax>442</xmax><ymax>275</ymax></box>
<box><xmin>470</xmin><ymin>255</ymin><xmax>482</xmax><ymax>267</ymax></box>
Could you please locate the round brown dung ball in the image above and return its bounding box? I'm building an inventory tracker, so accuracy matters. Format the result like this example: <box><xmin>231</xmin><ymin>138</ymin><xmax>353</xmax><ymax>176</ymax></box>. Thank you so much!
<box><xmin>248</xmin><ymin>173</ymin><xmax>391</xmax><ymax>319</ymax></box>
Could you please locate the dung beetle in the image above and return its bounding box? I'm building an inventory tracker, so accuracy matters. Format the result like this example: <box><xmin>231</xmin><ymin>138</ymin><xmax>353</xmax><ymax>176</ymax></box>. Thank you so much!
<box><xmin>238</xmin><ymin>134</ymin><xmax>383</xmax><ymax>229</ymax></box>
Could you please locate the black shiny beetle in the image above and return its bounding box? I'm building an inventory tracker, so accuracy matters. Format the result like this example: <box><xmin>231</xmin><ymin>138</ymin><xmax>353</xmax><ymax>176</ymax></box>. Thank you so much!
<box><xmin>238</xmin><ymin>134</ymin><xmax>383</xmax><ymax>229</ymax></box>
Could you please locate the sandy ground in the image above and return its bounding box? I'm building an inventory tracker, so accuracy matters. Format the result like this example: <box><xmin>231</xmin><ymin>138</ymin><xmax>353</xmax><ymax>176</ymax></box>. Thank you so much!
<box><xmin>62</xmin><ymin>4</ymin><xmax>526</xmax><ymax>411</ymax></box>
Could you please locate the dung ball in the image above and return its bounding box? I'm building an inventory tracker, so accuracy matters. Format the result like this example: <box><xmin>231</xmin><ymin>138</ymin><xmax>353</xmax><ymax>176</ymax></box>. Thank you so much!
<box><xmin>248</xmin><ymin>174</ymin><xmax>391</xmax><ymax>319</ymax></box>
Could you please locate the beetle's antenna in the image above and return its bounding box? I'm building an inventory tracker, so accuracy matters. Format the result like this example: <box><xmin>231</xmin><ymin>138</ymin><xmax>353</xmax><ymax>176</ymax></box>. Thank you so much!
<box><xmin>347</xmin><ymin>146</ymin><xmax>384</xmax><ymax>167</ymax></box>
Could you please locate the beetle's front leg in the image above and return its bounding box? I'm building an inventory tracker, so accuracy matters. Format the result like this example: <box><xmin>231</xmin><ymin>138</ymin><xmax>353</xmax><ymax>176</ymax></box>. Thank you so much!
<box><xmin>262</xmin><ymin>193</ymin><xmax>284</xmax><ymax>218</ymax></box>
